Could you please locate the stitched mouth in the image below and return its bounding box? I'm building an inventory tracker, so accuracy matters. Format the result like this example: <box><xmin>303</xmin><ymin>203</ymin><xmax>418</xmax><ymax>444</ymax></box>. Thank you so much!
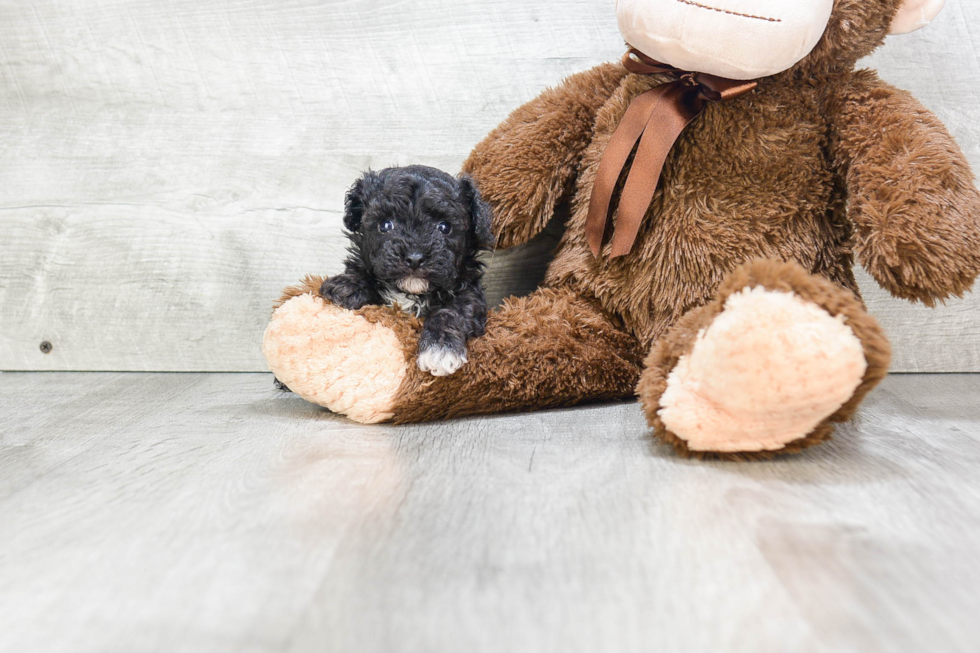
<box><xmin>675</xmin><ymin>0</ymin><xmax>780</xmax><ymax>23</ymax></box>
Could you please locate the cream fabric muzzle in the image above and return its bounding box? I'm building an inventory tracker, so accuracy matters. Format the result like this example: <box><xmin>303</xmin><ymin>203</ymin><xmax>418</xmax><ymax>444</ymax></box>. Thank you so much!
<box><xmin>616</xmin><ymin>0</ymin><xmax>835</xmax><ymax>80</ymax></box>
<box><xmin>615</xmin><ymin>0</ymin><xmax>949</xmax><ymax>81</ymax></box>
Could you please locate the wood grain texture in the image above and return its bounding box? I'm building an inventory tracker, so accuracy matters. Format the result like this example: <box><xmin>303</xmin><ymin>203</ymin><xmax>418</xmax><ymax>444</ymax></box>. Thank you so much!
<box><xmin>1</xmin><ymin>372</ymin><xmax>979</xmax><ymax>652</ymax></box>
<box><xmin>0</xmin><ymin>0</ymin><xmax>978</xmax><ymax>371</ymax></box>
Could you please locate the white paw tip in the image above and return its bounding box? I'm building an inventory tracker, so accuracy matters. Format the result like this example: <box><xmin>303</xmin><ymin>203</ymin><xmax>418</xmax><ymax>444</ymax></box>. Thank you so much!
<box><xmin>417</xmin><ymin>345</ymin><xmax>468</xmax><ymax>377</ymax></box>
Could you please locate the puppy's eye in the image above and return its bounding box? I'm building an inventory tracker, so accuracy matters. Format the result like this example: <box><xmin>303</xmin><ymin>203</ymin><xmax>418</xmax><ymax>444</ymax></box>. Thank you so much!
<box><xmin>436</xmin><ymin>221</ymin><xmax>452</xmax><ymax>235</ymax></box>
<box><xmin>378</xmin><ymin>220</ymin><xmax>394</xmax><ymax>233</ymax></box>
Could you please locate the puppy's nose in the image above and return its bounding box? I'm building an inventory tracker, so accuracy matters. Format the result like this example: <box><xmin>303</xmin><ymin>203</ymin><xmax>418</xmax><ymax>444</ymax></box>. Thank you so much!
<box><xmin>405</xmin><ymin>252</ymin><xmax>426</xmax><ymax>269</ymax></box>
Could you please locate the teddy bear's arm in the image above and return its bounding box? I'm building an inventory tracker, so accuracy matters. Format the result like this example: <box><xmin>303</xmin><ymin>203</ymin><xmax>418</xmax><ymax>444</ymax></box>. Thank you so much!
<box><xmin>828</xmin><ymin>70</ymin><xmax>980</xmax><ymax>306</ymax></box>
<box><xmin>462</xmin><ymin>63</ymin><xmax>627</xmax><ymax>249</ymax></box>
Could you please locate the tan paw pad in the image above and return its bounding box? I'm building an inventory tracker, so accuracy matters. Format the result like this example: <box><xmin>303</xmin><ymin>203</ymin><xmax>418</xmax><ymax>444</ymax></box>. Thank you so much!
<box><xmin>659</xmin><ymin>286</ymin><xmax>867</xmax><ymax>452</ymax></box>
<box><xmin>262</xmin><ymin>294</ymin><xmax>407</xmax><ymax>423</ymax></box>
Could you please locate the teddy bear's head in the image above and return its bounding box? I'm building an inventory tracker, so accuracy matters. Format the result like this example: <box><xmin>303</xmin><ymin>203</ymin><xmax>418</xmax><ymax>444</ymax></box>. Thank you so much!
<box><xmin>616</xmin><ymin>0</ymin><xmax>945</xmax><ymax>80</ymax></box>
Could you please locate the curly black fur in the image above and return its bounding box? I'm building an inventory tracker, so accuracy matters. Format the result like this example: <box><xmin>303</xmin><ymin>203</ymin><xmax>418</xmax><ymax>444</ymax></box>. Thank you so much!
<box><xmin>319</xmin><ymin>165</ymin><xmax>494</xmax><ymax>372</ymax></box>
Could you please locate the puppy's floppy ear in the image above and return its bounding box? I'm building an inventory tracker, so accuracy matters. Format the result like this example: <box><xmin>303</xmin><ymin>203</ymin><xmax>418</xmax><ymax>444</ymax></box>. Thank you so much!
<box><xmin>457</xmin><ymin>175</ymin><xmax>494</xmax><ymax>250</ymax></box>
<box><xmin>343</xmin><ymin>171</ymin><xmax>377</xmax><ymax>232</ymax></box>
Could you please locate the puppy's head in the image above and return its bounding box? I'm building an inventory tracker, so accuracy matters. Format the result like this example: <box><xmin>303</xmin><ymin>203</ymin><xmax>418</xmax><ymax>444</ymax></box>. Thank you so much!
<box><xmin>343</xmin><ymin>165</ymin><xmax>493</xmax><ymax>294</ymax></box>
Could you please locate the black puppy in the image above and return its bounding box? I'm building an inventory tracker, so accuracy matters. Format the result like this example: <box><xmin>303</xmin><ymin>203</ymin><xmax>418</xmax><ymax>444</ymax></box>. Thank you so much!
<box><xmin>319</xmin><ymin>165</ymin><xmax>494</xmax><ymax>376</ymax></box>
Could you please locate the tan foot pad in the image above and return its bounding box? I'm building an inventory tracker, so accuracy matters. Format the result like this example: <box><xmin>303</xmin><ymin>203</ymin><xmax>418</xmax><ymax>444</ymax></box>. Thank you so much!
<box><xmin>659</xmin><ymin>286</ymin><xmax>868</xmax><ymax>452</ymax></box>
<box><xmin>262</xmin><ymin>294</ymin><xmax>406</xmax><ymax>423</ymax></box>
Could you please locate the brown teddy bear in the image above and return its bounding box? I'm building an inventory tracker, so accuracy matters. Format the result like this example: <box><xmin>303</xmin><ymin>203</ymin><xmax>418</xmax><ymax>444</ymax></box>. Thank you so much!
<box><xmin>263</xmin><ymin>0</ymin><xmax>980</xmax><ymax>458</ymax></box>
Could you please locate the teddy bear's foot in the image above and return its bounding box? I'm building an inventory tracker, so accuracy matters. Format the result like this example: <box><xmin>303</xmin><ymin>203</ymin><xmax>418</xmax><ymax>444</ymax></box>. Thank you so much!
<box><xmin>638</xmin><ymin>260</ymin><xmax>891</xmax><ymax>458</ymax></box>
<box><xmin>659</xmin><ymin>287</ymin><xmax>866</xmax><ymax>453</ymax></box>
<box><xmin>263</xmin><ymin>290</ymin><xmax>417</xmax><ymax>424</ymax></box>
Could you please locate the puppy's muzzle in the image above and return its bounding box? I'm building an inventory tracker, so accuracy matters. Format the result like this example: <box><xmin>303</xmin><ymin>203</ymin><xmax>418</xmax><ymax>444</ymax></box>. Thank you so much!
<box><xmin>397</xmin><ymin>277</ymin><xmax>430</xmax><ymax>294</ymax></box>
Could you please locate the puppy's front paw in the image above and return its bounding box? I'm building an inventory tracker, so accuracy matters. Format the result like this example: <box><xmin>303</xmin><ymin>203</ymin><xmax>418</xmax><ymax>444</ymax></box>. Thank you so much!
<box><xmin>319</xmin><ymin>275</ymin><xmax>374</xmax><ymax>311</ymax></box>
<box><xmin>417</xmin><ymin>343</ymin><xmax>468</xmax><ymax>376</ymax></box>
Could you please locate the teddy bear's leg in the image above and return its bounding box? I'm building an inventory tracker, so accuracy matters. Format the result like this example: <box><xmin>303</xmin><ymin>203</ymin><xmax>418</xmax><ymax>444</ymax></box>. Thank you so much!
<box><xmin>263</xmin><ymin>283</ymin><xmax>645</xmax><ymax>424</ymax></box>
<box><xmin>637</xmin><ymin>260</ymin><xmax>891</xmax><ymax>458</ymax></box>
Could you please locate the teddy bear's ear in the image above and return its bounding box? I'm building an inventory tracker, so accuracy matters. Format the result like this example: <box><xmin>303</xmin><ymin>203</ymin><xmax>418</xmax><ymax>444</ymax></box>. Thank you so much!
<box><xmin>457</xmin><ymin>175</ymin><xmax>495</xmax><ymax>250</ymax></box>
<box><xmin>889</xmin><ymin>0</ymin><xmax>946</xmax><ymax>34</ymax></box>
<box><xmin>343</xmin><ymin>171</ymin><xmax>377</xmax><ymax>232</ymax></box>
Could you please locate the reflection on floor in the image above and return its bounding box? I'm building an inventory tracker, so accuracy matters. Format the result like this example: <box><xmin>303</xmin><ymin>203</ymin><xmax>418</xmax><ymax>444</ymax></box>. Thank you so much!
<box><xmin>2</xmin><ymin>372</ymin><xmax>979</xmax><ymax>653</ymax></box>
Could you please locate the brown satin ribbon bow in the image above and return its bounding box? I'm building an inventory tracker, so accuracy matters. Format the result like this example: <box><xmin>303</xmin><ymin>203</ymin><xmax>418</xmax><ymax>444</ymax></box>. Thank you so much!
<box><xmin>585</xmin><ymin>48</ymin><xmax>758</xmax><ymax>258</ymax></box>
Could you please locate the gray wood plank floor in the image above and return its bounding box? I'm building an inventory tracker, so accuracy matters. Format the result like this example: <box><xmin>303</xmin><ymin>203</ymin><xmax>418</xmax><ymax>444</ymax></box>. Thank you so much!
<box><xmin>1</xmin><ymin>372</ymin><xmax>979</xmax><ymax>653</ymax></box>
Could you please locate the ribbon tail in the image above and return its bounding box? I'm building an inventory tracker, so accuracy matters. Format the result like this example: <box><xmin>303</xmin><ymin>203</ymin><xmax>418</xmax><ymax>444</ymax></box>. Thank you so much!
<box><xmin>585</xmin><ymin>85</ymin><xmax>672</xmax><ymax>257</ymax></box>
<box><xmin>695</xmin><ymin>73</ymin><xmax>758</xmax><ymax>101</ymax></box>
<box><xmin>609</xmin><ymin>86</ymin><xmax>704</xmax><ymax>258</ymax></box>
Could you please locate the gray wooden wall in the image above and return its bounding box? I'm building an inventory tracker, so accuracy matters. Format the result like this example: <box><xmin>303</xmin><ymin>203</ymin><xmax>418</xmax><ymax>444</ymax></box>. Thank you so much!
<box><xmin>1</xmin><ymin>0</ymin><xmax>978</xmax><ymax>372</ymax></box>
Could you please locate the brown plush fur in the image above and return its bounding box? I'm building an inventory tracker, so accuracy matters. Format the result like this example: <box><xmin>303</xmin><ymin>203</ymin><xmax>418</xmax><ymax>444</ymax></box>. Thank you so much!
<box><xmin>464</xmin><ymin>63</ymin><xmax>629</xmax><ymax>249</ymax></box>
<box><xmin>827</xmin><ymin>72</ymin><xmax>980</xmax><ymax>304</ymax></box>
<box><xmin>390</xmin><ymin>287</ymin><xmax>645</xmax><ymax>423</ymax></box>
<box><xmin>272</xmin><ymin>0</ymin><xmax>979</xmax><ymax>456</ymax></box>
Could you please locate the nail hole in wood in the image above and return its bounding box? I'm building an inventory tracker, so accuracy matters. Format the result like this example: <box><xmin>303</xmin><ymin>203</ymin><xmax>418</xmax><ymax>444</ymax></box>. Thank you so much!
<box><xmin>39</xmin><ymin>341</ymin><xmax>53</xmax><ymax>354</ymax></box>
